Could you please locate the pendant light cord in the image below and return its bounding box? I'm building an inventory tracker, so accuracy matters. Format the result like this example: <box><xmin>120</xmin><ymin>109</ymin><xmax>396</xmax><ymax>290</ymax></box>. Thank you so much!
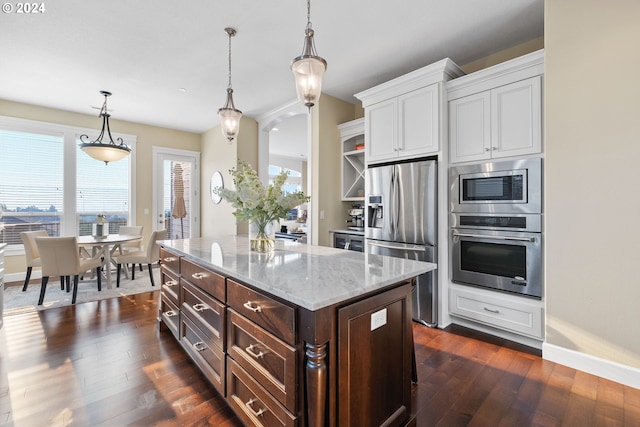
<box><xmin>227</xmin><ymin>31</ymin><xmax>232</xmax><ymax>89</ymax></box>
<box><xmin>306</xmin><ymin>0</ymin><xmax>312</xmax><ymax>31</ymax></box>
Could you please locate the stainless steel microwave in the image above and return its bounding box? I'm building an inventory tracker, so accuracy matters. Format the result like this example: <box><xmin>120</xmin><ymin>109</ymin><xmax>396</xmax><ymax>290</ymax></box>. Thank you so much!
<box><xmin>449</xmin><ymin>158</ymin><xmax>542</xmax><ymax>215</ymax></box>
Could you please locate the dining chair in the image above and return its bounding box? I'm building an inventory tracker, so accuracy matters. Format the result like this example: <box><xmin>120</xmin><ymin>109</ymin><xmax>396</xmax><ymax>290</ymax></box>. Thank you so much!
<box><xmin>20</xmin><ymin>230</ymin><xmax>49</xmax><ymax>291</ymax></box>
<box><xmin>118</xmin><ymin>225</ymin><xmax>144</xmax><ymax>271</ymax></box>
<box><xmin>35</xmin><ymin>236</ymin><xmax>103</xmax><ymax>305</ymax></box>
<box><xmin>114</xmin><ymin>229</ymin><xmax>168</xmax><ymax>287</ymax></box>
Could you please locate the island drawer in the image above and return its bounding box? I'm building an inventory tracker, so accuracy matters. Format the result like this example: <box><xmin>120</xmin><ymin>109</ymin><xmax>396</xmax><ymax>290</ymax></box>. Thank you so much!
<box><xmin>227</xmin><ymin>357</ymin><xmax>297</xmax><ymax>427</ymax></box>
<box><xmin>227</xmin><ymin>279</ymin><xmax>295</xmax><ymax>345</ymax></box>
<box><xmin>159</xmin><ymin>247</ymin><xmax>180</xmax><ymax>275</ymax></box>
<box><xmin>180</xmin><ymin>314</ymin><xmax>225</xmax><ymax>396</ymax></box>
<box><xmin>159</xmin><ymin>294</ymin><xmax>180</xmax><ymax>340</ymax></box>
<box><xmin>181</xmin><ymin>258</ymin><xmax>226</xmax><ymax>303</ymax></box>
<box><xmin>227</xmin><ymin>309</ymin><xmax>297</xmax><ymax>412</ymax></box>
<box><xmin>181</xmin><ymin>279</ymin><xmax>226</xmax><ymax>351</ymax></box>
<box><xmin>161</xmin><ymin>267</ymin><xmax>180</xmax><ymax>307</ymax></box>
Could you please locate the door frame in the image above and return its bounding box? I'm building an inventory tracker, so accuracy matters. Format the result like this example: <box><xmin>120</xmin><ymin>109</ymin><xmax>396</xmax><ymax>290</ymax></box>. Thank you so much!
<box><xmin>152</xmin><ymin>146</ymin><xmax>201</xmax><ymax>237</ymax></box>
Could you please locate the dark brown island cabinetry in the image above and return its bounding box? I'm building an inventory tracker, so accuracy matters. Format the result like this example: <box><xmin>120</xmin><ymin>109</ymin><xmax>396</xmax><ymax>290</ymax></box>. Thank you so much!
<box><xmin>158</xmin><ymin>238</ymin><xmax>433</xmax><ymax>427</ymax></box>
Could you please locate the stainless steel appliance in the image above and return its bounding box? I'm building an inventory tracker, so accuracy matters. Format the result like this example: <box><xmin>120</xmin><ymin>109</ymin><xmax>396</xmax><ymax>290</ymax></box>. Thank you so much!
<box><xmin>346</xmin><ymin>205</ymin><xmax>364</xmax><ymax>230</ymax></box>
<box><xmin>365</xmin><ymin>159</ymin><xmax>438</xmax><ymax>326</ymax></box>
<box><xmin>449</xmin><ymin>158</ymin><xmax>543</xmax><ymax>298</ymax></box>
<box><xmin>450</xmin><ymin>157</ymin><xmax>541</xmax><ymax>215</ymax></box>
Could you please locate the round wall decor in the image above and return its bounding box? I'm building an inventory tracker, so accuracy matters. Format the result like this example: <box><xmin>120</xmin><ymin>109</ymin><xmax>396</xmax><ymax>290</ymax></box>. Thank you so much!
<box><xmin>210</xmin><ymin>171</ymin><xmax>224</xmax><ymax>204</ymax></box>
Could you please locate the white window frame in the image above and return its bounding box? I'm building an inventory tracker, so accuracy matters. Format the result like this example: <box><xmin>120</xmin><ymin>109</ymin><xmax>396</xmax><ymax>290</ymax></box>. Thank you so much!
<box><xmin>0</xmin><ymin>115</ymin><xmax>137</xmax><ymax>256</ymax></box>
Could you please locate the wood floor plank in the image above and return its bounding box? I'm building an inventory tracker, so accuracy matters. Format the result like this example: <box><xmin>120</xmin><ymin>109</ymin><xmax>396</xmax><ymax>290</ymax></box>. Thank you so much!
<box><xmin>2</xmin><ymin>292</ymin><xmax>640</xmax><ymax>426</ymax></box>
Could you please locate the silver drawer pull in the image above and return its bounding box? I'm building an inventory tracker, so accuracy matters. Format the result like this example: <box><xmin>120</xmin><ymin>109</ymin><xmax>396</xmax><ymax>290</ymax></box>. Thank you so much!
<box><xmin>245</xmin><ymin>344</ymin><xmax>265</xmax><ymax>359</ymax></box>
<box><xmin>191</xmin><ymin>272</ymin><xmax>206</xmax><ymax>280</ymax></box>
<box><xmin>193</xmin><ymin>303</ymin><xmax>208</xmax><ymax>312</ymax></box>
<box><xmin>193</xmin><ymin>341</ymin><xmax>206</xmax><ymax>352</ymax></box>
<box><xmin>165</xmin><ymin>310</ymin><xmax>177</xmax><ymax>317</ymax></box>
<box><xmin>243</xmin><ymin>301</ymin><xmax>262</xmax><ymax>313</ymax></box>
<box><xmin>245</xmin><ymin>398</ymin><xmax>266</xmax><ymax>417</ymax></box>
<box><xmin>483</xmin><ymin>307</ymin><xmax>500</xmax><ymax>314</ymax></box>
<box><xmin>164</xmin><ymin>280</ymin><xmax>177</xmax><ymax>287</ymax></box>
<box><xmin>163</xmin><ymin>257</ymin><xmax>177</xmax><ymax>262</ymax></box>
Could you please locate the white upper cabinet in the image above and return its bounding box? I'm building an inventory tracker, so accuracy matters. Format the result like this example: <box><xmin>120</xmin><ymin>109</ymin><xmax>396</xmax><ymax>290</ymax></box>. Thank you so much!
<box><xmin>356</xmin><ymin>58</ymin><xmax>464</xmax><ymax>165</ymax></box>
<box><xmin>447</xmin><ymin>50</ymin><xmax>544</xmax><ymax>164</ymax></box>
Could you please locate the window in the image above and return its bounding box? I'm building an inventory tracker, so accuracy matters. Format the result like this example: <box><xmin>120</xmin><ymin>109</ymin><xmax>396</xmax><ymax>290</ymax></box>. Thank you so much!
<box><xmin>0</xmin><ymin>116</ymin><xmax>136</xmax><ymax>250</ymax></box>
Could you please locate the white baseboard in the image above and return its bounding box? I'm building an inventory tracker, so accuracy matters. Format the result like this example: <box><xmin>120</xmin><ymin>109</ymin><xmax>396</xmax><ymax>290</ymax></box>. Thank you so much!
<box><xmin>5</xmin><ymin>271</ymin><xmax>40</xmax><ymax>285</ymax></box>
<box><xmin>543</xmin><ymin>342</ymin><xmax>640</xmax><ymax>390</ymax></box>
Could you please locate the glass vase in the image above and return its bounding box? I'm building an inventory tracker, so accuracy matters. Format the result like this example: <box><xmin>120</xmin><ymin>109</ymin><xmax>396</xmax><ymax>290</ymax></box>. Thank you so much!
<box><xmin>249</xmin><ymin>219</ymin><xmax>276</xmax><ymax>252</ymax></box>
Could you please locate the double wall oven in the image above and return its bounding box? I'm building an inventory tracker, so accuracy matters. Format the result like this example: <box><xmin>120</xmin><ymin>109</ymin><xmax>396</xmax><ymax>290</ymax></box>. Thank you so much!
<box><xmin>449</xmin><ymin>158</ymin><xmax>543</xmax><ymax>299</ymax></box>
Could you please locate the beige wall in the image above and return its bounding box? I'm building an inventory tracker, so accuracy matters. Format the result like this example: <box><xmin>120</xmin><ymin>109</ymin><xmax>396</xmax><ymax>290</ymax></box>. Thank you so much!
<box><xmin>200</xmin><ymin>116</ymin><xmax>258</xmax><ymax>237</ymax></box>
<box><xmin>0</xmin><ymin>99</ymin><xmax>200</xmax><ymax>276</ymax></box>
<box><xmin>461</xmin><ymin>37</ymin><xmax>545</xmax><ymax>74</ymax></box>
<box><xmin>545</xmin><ymin>0</ymin><xmax>640</xmax><ymax>368</ymax></box>
<box><xmin>312</xmin><ymin>93</ymin><xmax>359</xmax><ymax>247</ymax></box>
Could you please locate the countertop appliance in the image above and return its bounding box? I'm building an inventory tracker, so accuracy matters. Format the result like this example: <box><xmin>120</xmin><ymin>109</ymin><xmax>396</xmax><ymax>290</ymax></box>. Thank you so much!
<box><xmin>449</xmin><ymin>158</ymin><xmax>543</xmax><ymax>298</ymax></box>
<box><xmin>365</xmin><ymin>159</ymin><xmax>437</xmax><ymax>327</ymax></box>
<box><xmin>346</xmin><ymin>204</ymin><xmax>364</xmax><ymax>230</ymax></box>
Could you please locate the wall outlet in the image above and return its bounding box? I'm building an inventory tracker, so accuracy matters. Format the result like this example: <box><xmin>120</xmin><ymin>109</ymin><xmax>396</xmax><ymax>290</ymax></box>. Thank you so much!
<box><xmin>320</xmin><ymin>210</ymin><xmax>325</xmax><ymax>220</ymax></box>
<box><xmin>370</xmin><ymin>308</ymin><xmax>387</xmax><ymax>331</ymax></box>
<box><xmin>144</xmin><ymin>208</ymin><xmax>149</xmax><ymax>215</ymax></box>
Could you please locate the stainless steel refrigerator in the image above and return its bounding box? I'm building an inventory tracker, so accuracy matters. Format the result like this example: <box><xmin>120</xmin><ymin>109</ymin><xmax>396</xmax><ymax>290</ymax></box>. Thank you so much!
<box><xmin>365</xmin><ymin>159</ymin><xmax>437</xmax><ymax>326</ymax></box>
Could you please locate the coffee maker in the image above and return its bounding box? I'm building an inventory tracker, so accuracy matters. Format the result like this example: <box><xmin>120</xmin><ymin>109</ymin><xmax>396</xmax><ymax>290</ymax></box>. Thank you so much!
<box><xmin>346</xmin><ymin>204</ymin><xmax>364</xmax><ymax>230</ymax></box>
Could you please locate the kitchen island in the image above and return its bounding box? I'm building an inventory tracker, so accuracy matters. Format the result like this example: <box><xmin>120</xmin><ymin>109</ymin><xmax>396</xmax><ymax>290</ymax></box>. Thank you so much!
<box><xmin>158</xmin><ymin>236</ymin><xmax>436</xmax><ymax>427</ymax></box>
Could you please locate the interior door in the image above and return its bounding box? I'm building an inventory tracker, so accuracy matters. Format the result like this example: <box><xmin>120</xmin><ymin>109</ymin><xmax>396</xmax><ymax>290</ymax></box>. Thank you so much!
<box><xmin>153</xmin><ymin>148</ymin><xmax>200</xmax><ymax>239</ymax></box>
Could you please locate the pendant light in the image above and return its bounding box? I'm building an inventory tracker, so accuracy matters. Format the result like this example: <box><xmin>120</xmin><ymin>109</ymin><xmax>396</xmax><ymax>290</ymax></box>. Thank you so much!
<box><xmin>79</xmin><ymin>91</ymin><xmax>131</xmax><ymax>165</ymax></box>
<box><xmin>218</xmin><ymin>27</ymin><xmax>242</xmax><ymax>143</ymax></box>
<box><xmin>291</xmin><ymin>0</ymin><xmax>326</xmax><ymax>111</ymax></box>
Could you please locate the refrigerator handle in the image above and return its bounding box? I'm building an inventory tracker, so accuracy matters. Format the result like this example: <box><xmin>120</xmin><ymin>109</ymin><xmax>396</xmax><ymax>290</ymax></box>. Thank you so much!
<box><xmin>389</xmin><ymin>166</ymin><xmax>396</xmax><ymax>238</ymax></box>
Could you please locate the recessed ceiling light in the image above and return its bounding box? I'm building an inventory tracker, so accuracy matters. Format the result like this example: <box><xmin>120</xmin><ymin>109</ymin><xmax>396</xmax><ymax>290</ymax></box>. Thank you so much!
<box><xmin>179</xmin><ymin>88</ymin><xmax>187</xmax><ymax>92</ymax></box>
<box><xmin>272</xmin><ymin>127</ymin><xmax>279</xmax><ymax>131</ymax></box>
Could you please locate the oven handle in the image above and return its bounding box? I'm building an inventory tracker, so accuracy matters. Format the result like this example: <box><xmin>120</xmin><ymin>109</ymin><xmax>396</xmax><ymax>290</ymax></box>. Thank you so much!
<box><xmin>452</xmin><ymin>232</ymin><xmax>536</xmax><ymax>243</ymax></box>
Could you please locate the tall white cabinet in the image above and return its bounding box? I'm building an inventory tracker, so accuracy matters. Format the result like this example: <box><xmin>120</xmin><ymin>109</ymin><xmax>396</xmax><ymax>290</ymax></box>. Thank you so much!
<box><xmin>447</xmin><ymin>50</ymin><xmax>544</xmax><ymax>163</ymax></box>
<box><xmin>356</xmin><ymin>58</ymin><xmax>465</xmax><ymax>165</ymax></box>
<box><xmin>338</xmin><ymin>118</ymin><xmax>365</xmax><ymax>201</ymax></box>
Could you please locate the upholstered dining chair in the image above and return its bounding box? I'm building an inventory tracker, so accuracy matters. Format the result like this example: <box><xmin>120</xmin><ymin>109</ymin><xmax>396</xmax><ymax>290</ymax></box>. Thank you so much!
<box><xmin>118</xmin><ymin>225</ymin><xmax>144</xmax><ymax>271</ymax></box>
<box><xmin>35</xmin><ymin>236</ymin><xmax>103</xmax><ymax>305</ymax></box>
<box><xmin>20</xmin><ymin>230</ymin><xmax>49</xmax><ymax>292</ymax></box>
<box><xmin>114</xmin><ymin>229</ymin><xmax>168</xmax><ymax>287</ymax></box>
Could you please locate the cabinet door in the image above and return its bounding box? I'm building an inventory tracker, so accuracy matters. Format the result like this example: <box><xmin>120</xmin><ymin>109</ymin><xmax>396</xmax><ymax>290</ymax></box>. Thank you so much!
<box><xmin>491</xmin><ymin>76</ymin><xmax>542</xmax><ymax>158</ymax></box>
<box><xmin>366</xmin><ymin>99</ymin><xmax>397</xmax><ymax>164</ymax></box>
<box><xmin>449</xmin><ymin>91</ymin><xmax>491</xmax><ymax>163</ymax></box>
<box><xmin>398</xmin><ymin>84</ymin><xmax>439</xmax><ymax>159</ymax></box>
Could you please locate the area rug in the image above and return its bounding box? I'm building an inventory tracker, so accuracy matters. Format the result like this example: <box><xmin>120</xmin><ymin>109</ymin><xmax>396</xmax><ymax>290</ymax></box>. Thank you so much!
<box><xmin>2</xmin><ymin>267</ymin><xmax>161</xmax><ymax>316</ymax></box>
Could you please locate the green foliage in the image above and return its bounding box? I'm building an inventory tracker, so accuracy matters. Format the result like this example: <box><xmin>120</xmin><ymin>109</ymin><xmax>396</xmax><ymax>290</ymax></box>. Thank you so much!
<box><xmin>213</xmin><ymin>161</ymin><xmax>309</xmax><ymax>228</ymax></box>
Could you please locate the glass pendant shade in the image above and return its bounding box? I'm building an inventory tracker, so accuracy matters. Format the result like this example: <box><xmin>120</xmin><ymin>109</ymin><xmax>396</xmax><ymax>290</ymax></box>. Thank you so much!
<box><xmin>292</xmin><ymin>53</ymin><xmax>326</xmax><ymax>109</ymax></box>
<box><xmin>79</xmin><ymin>91</ymin><xmax>131</xmax><ymax>165</ymax></box>
<box><xmin>219</xmin><ymin>28</ymin><xmax>241</xmax><ymax>143</ymax></box>
<box><xmin>291</xmin><ymin>3</ymin><xmax>326</xmax><ymax>111</ymax></box>
<box><xmin>81</xmin><ymin>143</ymin><xmax>130</xmax><ymax>163</ymax></box>
<box><xmin>218</xmin><ymin>88</ymin><xmax>242</xmax><ymax>142</ymax></box>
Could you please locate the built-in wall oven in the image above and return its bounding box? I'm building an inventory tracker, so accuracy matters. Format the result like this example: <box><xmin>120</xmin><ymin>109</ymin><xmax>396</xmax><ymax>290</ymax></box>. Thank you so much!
<box><xmin>449</xmin><ymin>158</ymin><xmax>543</xmax><ymax>299</ymax></box>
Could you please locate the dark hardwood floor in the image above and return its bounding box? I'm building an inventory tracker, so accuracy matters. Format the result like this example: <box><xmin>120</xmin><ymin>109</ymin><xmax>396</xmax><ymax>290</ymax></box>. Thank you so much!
<box><xmin>1</xmin><ymin>291</ymin><xmax>639</xmax><ymax>426</ymax></box>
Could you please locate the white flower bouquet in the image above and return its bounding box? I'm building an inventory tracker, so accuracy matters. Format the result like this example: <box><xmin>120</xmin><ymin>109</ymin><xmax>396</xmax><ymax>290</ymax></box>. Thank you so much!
<box><xmin>214</xmin><ymin>161</ymin><xmax>309</xmax><ymax>251</ymax></box>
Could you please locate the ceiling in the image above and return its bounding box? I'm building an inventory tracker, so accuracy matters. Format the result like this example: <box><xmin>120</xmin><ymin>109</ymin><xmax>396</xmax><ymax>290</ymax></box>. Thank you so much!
<box><xmin>1</xmin><ymin>0</ymin><xmax>543</xmax><ymax>137</ymax></box>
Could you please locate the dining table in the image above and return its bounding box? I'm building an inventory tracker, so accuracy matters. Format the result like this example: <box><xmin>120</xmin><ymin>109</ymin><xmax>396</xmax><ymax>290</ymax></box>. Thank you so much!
<box><xmin>77</xmin><ymin>234</ymin><xmax>143</xmax><ymax>289</ymax></box>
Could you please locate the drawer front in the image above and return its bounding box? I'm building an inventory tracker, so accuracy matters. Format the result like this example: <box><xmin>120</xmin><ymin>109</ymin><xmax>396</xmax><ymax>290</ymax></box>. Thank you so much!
<box><xmin>227</xmin><ymin>358</ymin><xmax>297</xmax><ymax>427</ymax></box>
<box><xmin>181</xmin><ymin>279</ymin><xmax>226</xmax><ymax>351</ymax></box>
<box><xmin>159</xmin><ymin>247</ymin><xmax>180</xmax><ymax>275</ymax></box>
<box><xmin>227</xmin><ymin>279</ymin><xmax>295</xmax><ymax>345</ymax></box>
<box><xmin>228</xmin><ymin>309</ymin><xmax>297</xmax><ymax>412</ymax></box>
<box><xmin>161</xmin><ymin>267</ymin><xmax>180</xmax><ymax>307</ymax></box>
<box><xmin>449</xmin><ymin>287</ymin><xmax>543</xmax><ymax>339</ymax></box>
<box><xmin>180</xmin><ymin>315</ymin><xmax>225</xmax><ymax>396</ymax></box>
<box><xmin>159</xmin><ymin>294</ymin><xmax>180</xmax><ymax>340</ymax></box>
<box><xmin>181</xmin><ymin>257</ymin><xmax>226</xmax><ymax>303</ymax></box>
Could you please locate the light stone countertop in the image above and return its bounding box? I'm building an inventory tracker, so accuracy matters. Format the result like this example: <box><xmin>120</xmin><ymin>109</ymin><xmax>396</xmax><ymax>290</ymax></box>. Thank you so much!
<box><xmin>160</xmin><ymin>235</ymin><xmax>436</xmax><ymax>311</ymax></box>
